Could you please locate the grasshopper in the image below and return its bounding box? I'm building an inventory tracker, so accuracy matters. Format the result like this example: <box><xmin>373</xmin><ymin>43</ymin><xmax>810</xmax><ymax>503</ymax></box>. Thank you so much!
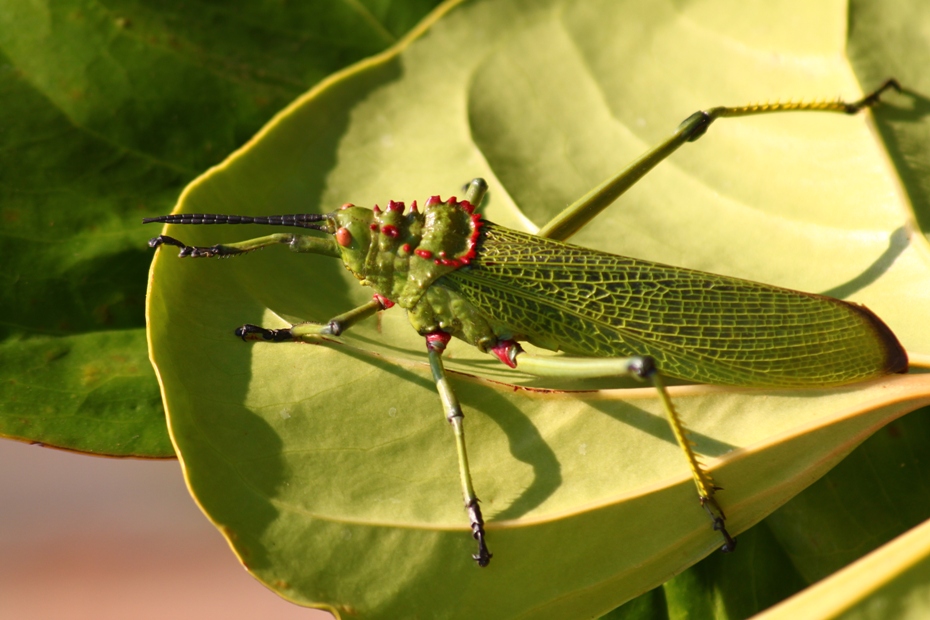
<box><xmin>145</xmin><ymin>79</ymin><xmax>906</xmax><ymax>567</ymax></box>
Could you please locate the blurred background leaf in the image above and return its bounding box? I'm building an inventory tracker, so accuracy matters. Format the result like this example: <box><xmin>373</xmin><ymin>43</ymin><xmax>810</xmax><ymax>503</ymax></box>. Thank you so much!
<box><xmin>0</xmin><ymin>0</ymin><xmax>445</xmax><ymax>457</ymax></box>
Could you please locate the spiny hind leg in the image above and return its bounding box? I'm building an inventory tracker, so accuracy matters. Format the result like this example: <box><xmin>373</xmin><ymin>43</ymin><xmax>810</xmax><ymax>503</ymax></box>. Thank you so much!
<box><xmin>505</xmin><ymin>343</ymin><xmax>735</xmax><ymax>552</ymax></box>
<box><xmin>537</xmin><ymin>79</ymin><xmax>902</xmax><ymax>241</ymax></box>
<box><xmin>646</xmin><ymin>363</ymin><xmax>735</xmax><ymax>552</ymax></box>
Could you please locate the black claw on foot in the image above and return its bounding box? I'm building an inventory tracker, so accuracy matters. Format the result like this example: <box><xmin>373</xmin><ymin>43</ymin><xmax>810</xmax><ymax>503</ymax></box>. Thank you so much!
<box><xmin>714</xmin><ymin>519</ymin><xmax>737</xmax><ymax>553</ymax></box>
<box><xmin>149</xmin><ymin>235</ymin><xmax>185</xmax><ymax>249</ymax></box>
<box><xmin>466</xmin><ymin>498</ymin><xmax>492</xmax><ymax>567</ymax></box>
<box><xmin>846</xmin><ymin>78</ymin><xmax>903</xmax><ymax>114</ymax></box>
<box><xmin>147</xmin><ymin>235</ymin><xmax>232</xmax><ymax>258</ymax></box>
<box><xmin>700</xmin><ymin>495</ymin><xmax>736</xmax><ymax>553</ymax></box>
<box><xmin>472</xmin><ymin>532</ymin><xmax>492</xmax><ymax>568</ymax></box>
<box><xmin>235</xmin><ymin>324</ymin><xmax>293</xmax><ymax>342</ymax></box>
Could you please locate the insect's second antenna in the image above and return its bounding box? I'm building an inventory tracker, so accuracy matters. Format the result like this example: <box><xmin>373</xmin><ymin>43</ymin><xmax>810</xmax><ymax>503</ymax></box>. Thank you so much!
<box><xmin>142</xmin><ymin>213</ymin><xmax>328</xmax><ymax>229</ymax></box>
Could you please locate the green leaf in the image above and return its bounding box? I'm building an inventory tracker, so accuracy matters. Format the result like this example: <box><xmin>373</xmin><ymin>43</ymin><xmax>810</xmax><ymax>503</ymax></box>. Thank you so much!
<box><xmin>612</xmin><ymin>0</ymin><xmax>930</xmax><ymax>615</ymax></box>
<box><xmin>612</xmin><ymin>410</ymin><xmax>930</xmax><ymax>619</ymax></box>
<box><xmin>147</xmin><ymin>0</ymin><xmax>930</xmax><ymax>617</ymax></box>
<box><xmin>753</xmin><ymin>516</ymin><xmax>930</xmax><ymax>619</ymax></box>
<box><xmin>602</xmin><ymin>525</ymin><xmax>807</xmax><ymax>620</ymax></box>
<box><xmin>0</xmin><ymin>0</ymin><xmax>444</xmax><ymax>456</ymax></box>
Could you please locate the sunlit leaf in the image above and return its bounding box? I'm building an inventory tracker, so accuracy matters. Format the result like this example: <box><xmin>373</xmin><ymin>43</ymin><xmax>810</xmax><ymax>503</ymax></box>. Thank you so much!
<box><xmin>147</xmin><ymin>0</ymin><xmax>930</xmax><ymax>616</ymax></box>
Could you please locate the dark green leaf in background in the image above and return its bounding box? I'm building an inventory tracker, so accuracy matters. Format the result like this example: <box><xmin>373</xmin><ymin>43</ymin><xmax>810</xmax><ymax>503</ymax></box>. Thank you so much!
<box><xmin>0</xmin><ymin>0</ymin><xmax>444</xmax><ymax>457</ymax></box>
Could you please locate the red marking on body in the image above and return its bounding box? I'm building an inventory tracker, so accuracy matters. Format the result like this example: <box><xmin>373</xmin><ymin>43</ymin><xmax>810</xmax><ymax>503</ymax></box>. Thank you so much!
<box><xmin>429</xmin><ymin>211</ymin><xmax>483</xmax><ymax>268</ymax></box>
<box><xmin>489</xmin><ymin>340</ymin><xmax>520</xmax><ymax>368</ymax></box>
<box><xmin>335</xmin><ymin>227</ymin><xmax>352</xmax><ymax>247</ymax></box>
<box><xmin>405</xmin><ymin>194</ymin><xmax>484</xmax><ymax>267</ymax></box>
<box><xmin>373</xmin><ymin>204</ymin><xmax>381</xmax><ymax>214</ymax></box>
<box><xmin>387</xmin><ymin>200</ymin><xmax>405</xmax><ymax>213</ymax></box>
<box><xmin>340</xmin><ymin>203</ymin><xmax>354</xmax><ymax>210</ymax></box>
<box><xmin>369</xmin><ymin>223</ymin><xmax>379</xmax><ymax>231</ymax></box>
<box><xmin>425</xmin><ymin>330</ymin><xmax>452</xmax><ymax>353</ymax></box>
<box><xmin>401</xmin><ymin>243</ymin><xmax>411</xmax><ymax>254</ymax></box>
<box><xmin>410</xmin><ymin>200</ymin><xmax>418</xmax><ymax>213</ymax></box>
<box><xmin>381</xmin><ymin>224</ymin><xmax>399</xmax><ymax>238</ymax></box>
<box><xmin>373</xmin><ymin>294</ymin><xmax>395</xmax><ymax>309</ymax></box>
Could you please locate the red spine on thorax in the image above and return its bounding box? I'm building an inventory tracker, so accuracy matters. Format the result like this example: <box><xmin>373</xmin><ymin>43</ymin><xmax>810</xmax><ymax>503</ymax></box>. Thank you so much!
<box><xmin>419</xmin><ymin>195</ymin><xmax>482</xmax><ymax>268</ymax></box>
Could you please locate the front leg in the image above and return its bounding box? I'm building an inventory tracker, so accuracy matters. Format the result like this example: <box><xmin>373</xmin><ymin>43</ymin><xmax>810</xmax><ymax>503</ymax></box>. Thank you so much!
<box><xmin>149</xmin><ymin>232</ymin><xmax>340</xmax><ymax>258</ymax></box>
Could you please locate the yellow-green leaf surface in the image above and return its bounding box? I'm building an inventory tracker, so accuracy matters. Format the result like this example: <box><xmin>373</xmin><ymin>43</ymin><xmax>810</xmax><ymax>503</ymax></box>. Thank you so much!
<box><xmin>146</xmin><ymin>0</ymin><xmax>930</xmax><ymax>617</ymax></box>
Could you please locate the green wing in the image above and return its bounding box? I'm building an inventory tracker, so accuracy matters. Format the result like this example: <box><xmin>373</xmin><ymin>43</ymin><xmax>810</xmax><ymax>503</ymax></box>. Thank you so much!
<box><xmin>440</xmin><ymin>222</ymin><xmax>906</xmax><ymax>387</ymax></box>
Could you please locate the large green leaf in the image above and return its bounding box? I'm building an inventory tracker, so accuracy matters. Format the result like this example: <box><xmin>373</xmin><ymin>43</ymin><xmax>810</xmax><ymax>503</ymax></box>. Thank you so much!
<box><xmin>608</xmin><ymin>410</ymin><xmax>930</xmax><ymax>619</ymax></box>
<box><xmin>611</xmin><ymin>0</ymin><xmax>930</xmax><ymax>616</ymax></box>
<box><xmin>147</xmin><ymin>0</ymin><xmax>930</xmax><ymax>617</ymax></box>
<box><xmin>0</xmin><ymin>0</ymin><xmax>444</xmax><ymax>456</ymax></box>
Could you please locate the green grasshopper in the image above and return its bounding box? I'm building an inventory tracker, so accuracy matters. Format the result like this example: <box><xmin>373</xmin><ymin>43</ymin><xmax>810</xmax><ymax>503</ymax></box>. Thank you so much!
<box><xmin>145</xmin><ymin>79</ymin><xmax>907</xmax><ymax>567</ymax></box>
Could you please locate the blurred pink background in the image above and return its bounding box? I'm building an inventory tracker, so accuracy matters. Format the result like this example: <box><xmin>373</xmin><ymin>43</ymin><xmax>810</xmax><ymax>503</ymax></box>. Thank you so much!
<box><xmin>0</xmin><ymin>439</ymin><xmax>333</xmax><ymax>619</ymax></box>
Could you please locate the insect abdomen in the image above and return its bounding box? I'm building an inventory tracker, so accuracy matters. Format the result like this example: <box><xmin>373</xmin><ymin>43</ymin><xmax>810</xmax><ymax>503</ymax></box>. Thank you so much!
<box><xmin>443</xmin><ymin>223</ymin><xmax>907</xmax><ymax>387</ymax></box>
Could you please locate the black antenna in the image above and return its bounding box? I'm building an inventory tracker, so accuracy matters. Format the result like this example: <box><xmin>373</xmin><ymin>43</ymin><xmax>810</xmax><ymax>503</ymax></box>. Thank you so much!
<box><xmin>142</xmin><ymin>213</ymin><xmax>327</xmax><ymax>229</ymax></box>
